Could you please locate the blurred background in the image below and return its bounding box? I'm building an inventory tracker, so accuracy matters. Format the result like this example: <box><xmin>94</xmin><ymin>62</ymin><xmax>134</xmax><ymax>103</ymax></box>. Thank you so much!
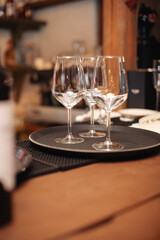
<box><xmin>0</xmin><ymin>0</ymin><xmax>160</xmax><ymax>140</ymax></box>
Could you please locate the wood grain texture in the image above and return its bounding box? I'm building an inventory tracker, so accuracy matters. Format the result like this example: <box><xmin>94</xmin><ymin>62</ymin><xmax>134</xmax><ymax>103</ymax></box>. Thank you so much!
<box><xmin>103</xmin><ymin>0</ymin><xmax>138</xmax><ymax>70</ymax></box>
<box><xmin>0</xmin><ymin>152</ymin><xmax>159</xmax><ymax>240</ymax></box>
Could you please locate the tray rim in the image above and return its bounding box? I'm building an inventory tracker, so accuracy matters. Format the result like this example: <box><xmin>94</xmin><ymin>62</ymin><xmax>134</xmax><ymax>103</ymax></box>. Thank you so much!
<box><xmin>29</xmin><ymin>125</ymin><xmax>160</xmax><ymax>154</ymax></box>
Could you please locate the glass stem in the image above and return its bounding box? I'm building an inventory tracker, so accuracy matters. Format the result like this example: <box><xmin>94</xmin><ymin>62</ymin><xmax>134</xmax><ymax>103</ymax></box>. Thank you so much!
<box><xmin>90</xmin><ymin>105</ymin><xmax>95</xmax><ymax>132</ymax></box>
<box><xmin>104</xmin><ymin>111</ymin><xmax>112</xmax><ymax>145</ymax></box>
<box><xmin>67</xmin><ymin>108</ymin><xmax>72</xmax><ymax>137</ymax></box>
<box><xmin>156</xmin><ymin>90</ymin><xmax>160</xmax><ymax>111</ymax></box>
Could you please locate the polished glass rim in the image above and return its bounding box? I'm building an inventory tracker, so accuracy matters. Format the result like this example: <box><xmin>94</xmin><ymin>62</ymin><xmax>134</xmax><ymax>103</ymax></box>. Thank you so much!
<box><xmin>56</xmin><ymin>56</ymin><xmax>81</xmax><ymax>59</ymax></box>
<box><xmin>56</xmin><ymin>55</ymin><xmax>125</xmax><ymax>59</ymax></box>
<box><xmin>81</xmin><ymin>56</ymin><xmax>96</xmax><ymax>60</ymax></box>
<box><xmin>97</xmin><ymin>55</ymin><xmax>125</xmax><ymax>59</ymax></box>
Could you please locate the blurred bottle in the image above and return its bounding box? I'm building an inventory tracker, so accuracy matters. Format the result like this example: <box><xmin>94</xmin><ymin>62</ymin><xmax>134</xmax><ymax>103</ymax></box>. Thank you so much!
<box><xmin>5</xmin><ymin>0</ymin><xmax>16</xmax><ymax>18</ymax></box>
<box><xmin>137</xmin><ymin>3</ymin><xmax>159</xmax><ymax>68</ymax></box>
<box><xmin>0</xmin><ymin>65</ymin><xmax>15</xmax><ymax>227</ymax></box>
<box><xmin>16</xmin><ymin>0</ymin><xmax>25</xmax><ymax>18</ymax></box>
<box><xmin>4</xmin><ymin>39</ymin><xmax>16</xmax><ymax>67</ymax></box>
<box><xmin>0</xmin><ymin>0</ymin><xmax>6</xmax><ymax>18</ymax></box>
<box><xmin>24</xmin><ymin>42</ymin><xmax>34</xmax><ymax>66</ymax></box>
<box><xmin>24</xmin><ymin>0</ymin><xmax>32</xmax><ymax>19</ymax></box>
<box><xmin>15</xmin><ymin>42</ymin><xmax>25</xmax><ymax>65</ymax></box>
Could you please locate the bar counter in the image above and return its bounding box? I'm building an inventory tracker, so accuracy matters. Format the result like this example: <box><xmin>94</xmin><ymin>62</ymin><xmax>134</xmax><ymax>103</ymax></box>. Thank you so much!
<box><xmin>0</xmin><ymin>150</ymin><xmax>160</xmax><ymax>240</ymax></box>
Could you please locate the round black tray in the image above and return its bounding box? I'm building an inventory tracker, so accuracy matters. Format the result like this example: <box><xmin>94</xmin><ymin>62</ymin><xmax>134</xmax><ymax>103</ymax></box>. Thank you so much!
<box><xmin>29</xmin><ymin>125</ymin><xmax>160</xmax><ymax>159</ymax></box>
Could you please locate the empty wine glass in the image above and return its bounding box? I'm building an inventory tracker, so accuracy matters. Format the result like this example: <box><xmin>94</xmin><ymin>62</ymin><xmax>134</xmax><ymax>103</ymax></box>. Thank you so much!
<box><xmin>153</xmin><ymin>59</ymin><xmax>160</xmax><ymax>110</ymax></box>
<box><xmin>91</xmin><ymin>56</ymin><xmax>128</xmax><ymax>151</ymax></box>
<box><xmin>52</xmin><ymin>56</ymin><xmax>85</xmax><ymax>144</ymax></box>
<box><xmin>79</xmin><ymin>57</ymin><xmax>106</xmax><ymax>138</ymax></box>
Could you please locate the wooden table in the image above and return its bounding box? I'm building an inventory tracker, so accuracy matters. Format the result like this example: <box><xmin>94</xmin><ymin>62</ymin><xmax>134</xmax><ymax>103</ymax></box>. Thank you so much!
<box><xmin>0</xmin><ymin>152</ymin><xmax>160</xmax><ymax>240</ymax></box>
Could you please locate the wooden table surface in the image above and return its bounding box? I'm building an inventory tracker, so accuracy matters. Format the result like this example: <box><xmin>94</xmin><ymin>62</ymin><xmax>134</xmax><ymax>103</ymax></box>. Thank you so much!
<box><xmin>0</xmin><ymin>152</ymin><xmax>160</xmax><ymax>240</ymax></box>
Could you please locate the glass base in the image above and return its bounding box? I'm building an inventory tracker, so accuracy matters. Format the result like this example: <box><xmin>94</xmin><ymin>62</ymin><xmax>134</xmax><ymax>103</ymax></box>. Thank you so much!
<box><xmin>79</xmin><ymin>130</ymin><xmax>106</xmax><ymax>138</ymax></box>
<box><xmin>92</xmin><ymin>141</ymin><xmax>124</xmax><ymax>151</ymax></box>
<box><xmin>55</xmin><ymin>134</ymin><xmax>84</xmax><ymax>144</ymax></box>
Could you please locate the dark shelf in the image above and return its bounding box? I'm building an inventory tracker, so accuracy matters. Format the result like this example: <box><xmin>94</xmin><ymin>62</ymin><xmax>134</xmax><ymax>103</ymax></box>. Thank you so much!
<box><xmin>7</xmin><ymin>65</ymin><xmax>32</xmax><ymax>73</ymax></box>
<box><xmin>0</xmin><ymin>18</ymin><xmax>46</xmax><ymax>44</ymax></box>
<box><xmin>0</xmin><ymin>17</ymin><xmax>46</xmax><ymax>31</ymax></box>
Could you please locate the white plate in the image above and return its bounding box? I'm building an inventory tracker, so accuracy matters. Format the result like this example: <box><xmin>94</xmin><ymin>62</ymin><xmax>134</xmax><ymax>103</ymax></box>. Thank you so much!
<box><xmin>119</xmin><ymin>108</ymin><xmax>158</xmax><ymax>118</ymax></box>
<box><xmin>130</xmin><ymin>123</ymin><xmax>160</xmax><ymax>134</ymax></box>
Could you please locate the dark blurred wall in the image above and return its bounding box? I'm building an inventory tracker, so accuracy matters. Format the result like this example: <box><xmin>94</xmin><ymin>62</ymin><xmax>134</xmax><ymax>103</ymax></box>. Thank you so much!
<box><xmin>137</xmin><ymin>0</ymin><xmax>160</xmax><ymax>68</ymax></box>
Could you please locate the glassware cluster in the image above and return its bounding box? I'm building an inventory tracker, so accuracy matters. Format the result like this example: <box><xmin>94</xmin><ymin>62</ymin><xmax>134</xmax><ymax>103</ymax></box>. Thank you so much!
<box><xmin>52</xmin><ymin>55</ymin><xmax>128</xmax><ymax>151</ymax></box>
<box><xmin>79</xmin><ymin>57</ymin><xmax>105</xmax><ymax>138</ymax></box>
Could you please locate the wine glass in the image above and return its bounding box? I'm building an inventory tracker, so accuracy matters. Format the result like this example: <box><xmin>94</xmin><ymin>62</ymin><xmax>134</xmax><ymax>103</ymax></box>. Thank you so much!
<box><xmin>153</xmin><ymin>59</ymin><xmax>160</xmax><ymax>111</ymax></box>
<box><xmin>79</xmin><ymin>57</ymin><xmax>106</xmax><ymax>138</ymax></box>
<box><xmin>52</xmin><ymin>56</ymin><xmax>85</xmax><ymax>144</ymax></box>
<box><xmin>91</xmin><ymin>56</ymin><xmax>128</xmax><ymax>151</ymax></box>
